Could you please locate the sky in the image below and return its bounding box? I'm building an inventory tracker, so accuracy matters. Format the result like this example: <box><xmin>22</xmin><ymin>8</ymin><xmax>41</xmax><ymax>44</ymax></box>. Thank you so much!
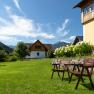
<box><xmin>0</xmin><ymin>0</ymin><xmax>83</xmax><ymax>46</ymax></box>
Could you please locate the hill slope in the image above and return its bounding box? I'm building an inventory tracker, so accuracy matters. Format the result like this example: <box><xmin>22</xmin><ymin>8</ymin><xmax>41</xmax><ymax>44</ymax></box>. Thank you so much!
<box><xmin>0</xmin><ymin>42</ymin><xmax>13</xmax><ymax>53</ymax></box>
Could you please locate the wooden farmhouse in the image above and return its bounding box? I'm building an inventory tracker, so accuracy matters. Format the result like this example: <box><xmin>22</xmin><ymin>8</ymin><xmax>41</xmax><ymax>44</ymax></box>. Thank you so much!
<box><xmin>74</xmin><ymin>0</ymin><xmax>94</xmax><ymax>45</ymax></box>
<box><xmin>26</xmin><ymin>40</ymin><xmax>53</xmax><ymax>58</ymax></box>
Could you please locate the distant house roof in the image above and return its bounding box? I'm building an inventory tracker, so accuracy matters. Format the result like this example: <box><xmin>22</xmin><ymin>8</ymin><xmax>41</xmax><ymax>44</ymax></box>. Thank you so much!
<box><xmin>45</xmin><ymin>44</ymin><xmax>53</xmax><ymax>50</ymax></box>
<box><xmin>25</xmin><ymin>40</ymin><xmax>53</xmax><ymax>51</ymax></box>
<box><xmin>74</xmin><ymin>0</ymin><xmax>92</xmax><ymax>8</ymax></box>
<box><xmin>73</xmin><ymin>36</ymin><xmax>83</xmax><ymax>45</ymax></box>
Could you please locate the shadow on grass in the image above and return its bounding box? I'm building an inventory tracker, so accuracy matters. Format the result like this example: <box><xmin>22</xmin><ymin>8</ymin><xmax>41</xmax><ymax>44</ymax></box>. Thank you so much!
<box><xmin>0</xmin><ymin>65</ymin><xmax>6</xmax><ymax>67</ymax></box>
<box><xmin>62</xmin><ymin>77</ymin><xmax>77</xmax><ymax>82</ymax></box>
<box><xmin>82</xmin><ymin>83</ymin><xmax>94</xmax><ymax>90</ymax></box>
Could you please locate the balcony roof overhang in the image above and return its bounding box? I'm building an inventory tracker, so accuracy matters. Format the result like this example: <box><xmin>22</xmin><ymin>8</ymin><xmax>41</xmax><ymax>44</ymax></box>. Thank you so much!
<box><xmin>74</xmin><ymin>0</ymin><xmax>93</xmax><ymax>8</ymax></box>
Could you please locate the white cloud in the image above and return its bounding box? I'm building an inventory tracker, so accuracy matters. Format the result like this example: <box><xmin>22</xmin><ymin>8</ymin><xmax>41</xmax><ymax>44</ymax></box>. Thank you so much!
<box><xmin>4</xmin><ymin>6</ymin><xmax>12</xmax><ymax>14</ymax></box>
<box><xmin>0</xmin><ymin>7</ymin><xmax>55</xmax><ymax>45</ymax></box>
<box><xmin>57</xmin><ymin>19</ymin><xmax>70</xmax><ymax>37</ymax></box>
<box><xmin>0</xmin><ymin>15</ymin><xmax>55</xmax><ymax>39</ymax></box>
<box><xmin>0</xmin><ymin>17</ymin><xmax>9</xmax><ymax>25</ymax></box>
<box><xmin>13</xmin><ymin>0</ymin><xmax>21</xmax><ymax>11</ymax></box>
<box><xmin>0</xmin><ymin>36</ymin><xmax>11</xmax><ymax>40</ymax></box>
<box><xmin>62</xmin><ymin>30</ymin><xmax>70</xmax><ymax>37</ymax></box>
<box><xmin>69</xmin><ymin>36</ymin><xmax>76</xmax><ymax>41</ymax></box>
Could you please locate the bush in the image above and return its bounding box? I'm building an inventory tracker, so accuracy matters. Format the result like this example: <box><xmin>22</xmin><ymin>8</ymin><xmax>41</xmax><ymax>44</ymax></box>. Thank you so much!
<box><xmin>0</xmin><ymin>50</ymin><xmax>8</xmax><ymax>62</ymax></box>
<box><xmin>64</xmin><ymin>45</ymin><xmax>75</xmax><ymax>57</ymax></box>
<box><xmin>73</xmin><ymin>42</ymin><xmax>93</xmax><ymax>56</ymax></box>
<box><xmin>47</xmin><ymin>50</ymin><xmax>55</xmax><ymax>58</ymax></box>
<box><xmin>8</xmin><ymin>55</ymin><xmax>17</xmax><ymax>62</ymax></box>
<box><xmin>54</xmin><ymin>47</ymin><xmax>62</xmax><ymax>57</ymax></box>
<box><xmin>54</xmin><ymin>42</ymin><xmax>94</xmax><ymax>57</ymax></box>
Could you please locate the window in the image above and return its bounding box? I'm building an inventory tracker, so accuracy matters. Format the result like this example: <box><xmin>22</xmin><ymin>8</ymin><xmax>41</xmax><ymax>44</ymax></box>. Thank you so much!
<box><xmin>35</xmin><ymin>45</ymin><xmax>42</xmax><ymax>49</ymax></box>
<box><xmin>91</xmin><ymin>3</ymin><xmax>94</xmax><ymax>10</ymax></box>
<box><xmin>37</xmin><ymin>52</ymin><xmax>39</xmax><ymax>56</ymax></box>
<box><xmin>82</xmin><ymin>2</ymin><xmax>94</xmax><ymax>15</ymax></box>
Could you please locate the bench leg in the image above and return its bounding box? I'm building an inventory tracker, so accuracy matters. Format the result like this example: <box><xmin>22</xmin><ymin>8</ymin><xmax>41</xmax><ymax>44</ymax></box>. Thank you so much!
<box><xmin>68</xmin><ymin>71</ymin><xmax>70</xmax><ymax>80</ymax></box>
<box><xmin>58</xmin><ymin>71</ymin><xmax>61</xmax><ymax>78</ymax></box>
<box><xmin>69</xmin><ymin>73</ymin><xmax>73</xmax><ymax>83</ymax></box>
<box><xmin>75</xmin><ymin>77</ymin><xmax>81</xmax><ymax>89</ymax></box>
<box><xmin>89</xmin><ymin>76</ymin><xmax>94</xmax><ymax>88</ymax></box>
<box><xmin>81</xmin><ymin>77</ymin><xmax>84</xmax><ymax>83</ymax></box>
<box><xmin>51</xmin><ymin>71</ymin><xmax>54</xmax><ymax>79</ymax></box>
<box><xmin>62</xmin><ymin>71</ymin><xmax>65</xmax><ymax>81</ymax></box>
<box><xmin>86</xmin><ymin>68</ymin><xmax>94</xmax><ymax>88</ymax></box>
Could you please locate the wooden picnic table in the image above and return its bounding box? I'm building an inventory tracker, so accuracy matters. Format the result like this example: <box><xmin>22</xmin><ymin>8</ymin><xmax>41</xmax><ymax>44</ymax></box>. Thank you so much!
<box><xmin>51</xmin><ymin>60</ymin><xmax>70</xmax><ymax>80</ymax></box>
<box><xmin>64</xmin><ymin>62</ymin><xmax>94</xmax><ymax>89</ymax></box>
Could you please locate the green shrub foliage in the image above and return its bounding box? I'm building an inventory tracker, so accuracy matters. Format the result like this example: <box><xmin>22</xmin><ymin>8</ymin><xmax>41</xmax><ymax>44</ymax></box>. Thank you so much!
<box><xmin>0</xmin><ymin>50</ymin><xmax>8</xmax><ymax>62</ymax></box>
<box><xmin>8</xmin><ymin>55</ymin><xmax>17</xmax><ymax>61</ymax></box>
<box><xmin>14</xmin><ymin>42</ymin><xmax>30</xmax><ymax>59</ymax></box>
<box><xmin>73</xmin><ymin>42</ymin><xmax>93</xmax><ymax>56</ymax></box>
<box><xmin>47</xmin><ymin>50</ymin><xmax>55</xmax><ymax>58</ymax></box>
<box><xmin>54</xmin><ymin>42</ymin><xmax>94</xmax><ymax>57</ymax></box>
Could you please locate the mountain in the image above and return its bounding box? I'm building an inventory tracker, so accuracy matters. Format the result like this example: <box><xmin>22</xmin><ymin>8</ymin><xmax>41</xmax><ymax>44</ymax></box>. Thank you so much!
<box><xmin>0</xmin><ymin>42</ymin><xmax>13</xmax><ymax>53</ymax></box>
<box><xmin>7</xmin><ymin>41</ymin><xmax>70</xmax><ymax>51</ymax></box>
<box><xmin>53</xmin><ymin>41</ymin><xmax>70</xmax><ymax>49</ymax></box>
<box><xmin>9</xmin><ymin>45</ymin><xmax>16</xmax><ymax>49</ymax></box>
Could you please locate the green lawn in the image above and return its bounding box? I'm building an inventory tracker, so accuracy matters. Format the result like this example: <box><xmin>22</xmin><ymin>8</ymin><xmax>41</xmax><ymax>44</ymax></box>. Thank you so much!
<box><xmin>0</xmin><ymin>58</ymin><xmax>94</xmax><ymax>94</ymax></box>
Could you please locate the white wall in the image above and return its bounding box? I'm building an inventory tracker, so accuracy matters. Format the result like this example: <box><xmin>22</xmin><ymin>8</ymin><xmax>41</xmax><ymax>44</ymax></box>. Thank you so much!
<box><xmin>26</xmin><ymin>51</ymin><xmax>46</xmax><ymax>58</ymax></box>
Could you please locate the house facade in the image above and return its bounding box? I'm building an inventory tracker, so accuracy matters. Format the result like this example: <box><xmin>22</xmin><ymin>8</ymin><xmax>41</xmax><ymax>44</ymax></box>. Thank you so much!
<box><xmin>74</xmin><ymin>0</ymin><xmax>94</xmax><ymax>45</ymax></box>
<box><xmin>26</xmin><ymin>40</ymin><xmax>52</xmax><ymax>58</ymax></box>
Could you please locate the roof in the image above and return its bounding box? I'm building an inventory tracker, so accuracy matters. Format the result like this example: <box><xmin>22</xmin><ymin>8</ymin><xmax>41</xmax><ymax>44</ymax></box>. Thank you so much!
<box><xmin>25</xmin><ymin>40</ymin><xmax>53</xmax><ymax>51</ymax></box>
<box><xmin>74</xmin><ymin>0</ymin><xmax>92</xmax><ymax>8</ymax></box>
<box><xmin>73</xmin><ymin>36</ymin><xmax>83</xmax><ymax>45</ymax></box>
<box><xmin>45</xmin><ymin>44</ymin><xmax>53</xmax><ymax>50</ymax></box>
<box><xmin>77</xmin><ymin>36</ymin><xmax>83</xmax><ymax>41</ymax></box>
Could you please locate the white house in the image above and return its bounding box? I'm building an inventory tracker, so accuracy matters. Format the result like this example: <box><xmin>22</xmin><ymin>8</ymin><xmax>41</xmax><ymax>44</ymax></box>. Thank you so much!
<box><xmin>26</xmin><ymin>40</ymin><xmax>53</xmax><ymax>58</ymax></box>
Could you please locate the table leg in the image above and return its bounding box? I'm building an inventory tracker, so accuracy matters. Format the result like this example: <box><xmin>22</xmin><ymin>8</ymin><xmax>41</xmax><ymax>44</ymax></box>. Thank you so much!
<box><xmin>86</xmin><ymin>67</ymin><xmax>94</xmax><ymax>88</ymax></box>
<box><xmin>75</xmin><ymin>67</ymin><xmax>84</xmax><ymax>89</ymax></box>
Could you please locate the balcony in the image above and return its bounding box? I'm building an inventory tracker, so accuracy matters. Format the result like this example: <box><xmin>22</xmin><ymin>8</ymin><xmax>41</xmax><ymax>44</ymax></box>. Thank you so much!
<box><xmin>81</xmin><ymin>10</ymin><xmax>94</xmax><ymax>24</ymax></box>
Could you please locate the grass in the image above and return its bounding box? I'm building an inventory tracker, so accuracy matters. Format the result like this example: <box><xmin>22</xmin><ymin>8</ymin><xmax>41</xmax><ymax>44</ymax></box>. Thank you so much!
<box><xmin>0</xmin><ymin>58</ymin><xmax>94</xmax><ymax>94</ymax></box>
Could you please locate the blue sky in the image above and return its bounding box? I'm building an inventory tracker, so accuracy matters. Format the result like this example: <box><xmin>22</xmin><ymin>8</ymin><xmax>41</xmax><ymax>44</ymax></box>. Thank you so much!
<box><xmin>0</xmin><ymin>0</ymin><xmax>83</xmax><ymax>45</ymax></box>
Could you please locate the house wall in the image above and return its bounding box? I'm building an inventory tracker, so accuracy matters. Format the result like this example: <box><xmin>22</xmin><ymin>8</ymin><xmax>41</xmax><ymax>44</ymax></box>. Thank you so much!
<box><xmin>26</xmin><ymin>51</ymin><xmax>46</xmax><ymax>58</ymax></box>
<box><xmin>83</xmin><ymin>20</ymin><xmax>94</xmax><ymax>45</ymax></box>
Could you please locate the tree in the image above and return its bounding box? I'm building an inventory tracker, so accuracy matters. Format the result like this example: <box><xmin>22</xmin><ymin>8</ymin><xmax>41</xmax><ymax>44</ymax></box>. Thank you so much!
<box><xmin>14</xmin><ymin>42</ymin><xmax>30</xmax><ymax>59</ymax></box>
<box><xmin>0</xmin><ymin>46</ymin><xmax>4</xmax><ymax>50</ymax></box>
<box><xmin>47</xmin><ymin>49</ymin><xmax>55</xmax><ymax>58</ymax></box>
<box><xmin>0</xmin><ymin>50</ymin><xmax>8</xmax><ymax>62</ymax></box>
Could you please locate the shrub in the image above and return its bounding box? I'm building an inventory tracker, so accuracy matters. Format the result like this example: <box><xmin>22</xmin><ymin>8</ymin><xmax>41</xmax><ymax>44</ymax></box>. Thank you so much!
<box><xmin>0</xmin><ymin>50</ymin><xmax>8</xmax><ymax>62</ymax></box>
<box><xmin>8</xmin><ymin>55</ymin><xmax>17</xmax><ymax>62</ymax></box>
<box><xmin>64</xmin><ymin>45</ymin><xmax>75</xmax><ymax>57</ymax></box>
<box><xmin>73</xmin><ymin>42</ymin><xmax>93</xmax><ymax>56</ymax></box>
<box><xmin>47</xmin><ymin>50</ymin><xmax>55</xmax><ymax>58</ymax></box>
<box><xmin>54</xmin><ymin>47</ymin><xmax>62</xmax><ymax>57</ymax></box>
<box><xmin>54</xmin><ymin>42</ymin><xmax>94</xmax><ymax>57</ymax></box>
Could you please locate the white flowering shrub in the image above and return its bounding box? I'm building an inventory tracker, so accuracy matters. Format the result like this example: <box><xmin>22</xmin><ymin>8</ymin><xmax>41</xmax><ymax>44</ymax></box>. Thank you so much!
<box><xmin>64</xmin><ymin>45</ymin><xmax>75</xmax><ymax>57</ymax></box>
<box><xmin>54</xmin><ymin>45</ymin><xmax>75</xmax><ymax>57</ymax></box>
<box><xmin>54</xmin><ymin>42</ymin><xmax>94</xmax><ymax>57</ymax></box>
<box><xmin>73</xmin><ymin>42</ymin><xmax>93</xmax><ymax>56</ymax></box>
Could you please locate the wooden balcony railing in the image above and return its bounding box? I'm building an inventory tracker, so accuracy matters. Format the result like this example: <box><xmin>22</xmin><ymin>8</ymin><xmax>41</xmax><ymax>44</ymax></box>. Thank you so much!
<box><xmin>81</xmin><ymin>10</ymin><xmax>94</xmax><ymax>24</ymax></box>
